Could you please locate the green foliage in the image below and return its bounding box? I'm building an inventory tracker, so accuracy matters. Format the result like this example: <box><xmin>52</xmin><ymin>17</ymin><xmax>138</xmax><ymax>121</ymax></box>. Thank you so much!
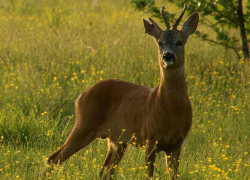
<box><xmin>131</xmin><ymin>0</ymin><xmax>175</xmax><ymax>21</ymax></box>
<box><xmin>131</xmin><ymin>0</ymin><xmax>250</xmax><ymax>60</ymax></box>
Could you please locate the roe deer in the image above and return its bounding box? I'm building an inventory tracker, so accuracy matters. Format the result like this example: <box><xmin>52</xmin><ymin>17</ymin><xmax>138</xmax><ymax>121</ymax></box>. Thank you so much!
<box><xmin>48</xmin><ymin>6</ymin><xmax>199</xmax><ymax>180</ymax></box>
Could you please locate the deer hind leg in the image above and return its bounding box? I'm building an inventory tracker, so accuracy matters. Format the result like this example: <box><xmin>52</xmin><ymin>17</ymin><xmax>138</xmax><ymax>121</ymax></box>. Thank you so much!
<box><xmin>164</xmin><ymin>144</ymin><xmax>182</xmax><ymax>180</ymax></box>
<box><xmin>48</xmin><ymin>125</ymin><xmax>96</xmax><ymax>165</ymax></box>
<box><xmin>100</xmin><ymin>141</ymin><xmax>127</xmax><ymax>180</ymax></box>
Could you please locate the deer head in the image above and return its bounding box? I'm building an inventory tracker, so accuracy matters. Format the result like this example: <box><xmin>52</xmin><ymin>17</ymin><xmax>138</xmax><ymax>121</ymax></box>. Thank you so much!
<box><xmin>143</xmin><ymin>5</ymin><xmax>199</xmax><ymax>69</ymax></box>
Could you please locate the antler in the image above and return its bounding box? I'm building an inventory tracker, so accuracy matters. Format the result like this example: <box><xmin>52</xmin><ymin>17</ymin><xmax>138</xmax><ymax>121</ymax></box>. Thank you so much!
<box><xmin>173</xmin><ymin>4</ymin><xmax>186</xmax><ymax>30</ymax></box>
<box><xmin>160</xmin><ymin>7</ymin><xmax>170</xmax><ymax>30</ymax></box>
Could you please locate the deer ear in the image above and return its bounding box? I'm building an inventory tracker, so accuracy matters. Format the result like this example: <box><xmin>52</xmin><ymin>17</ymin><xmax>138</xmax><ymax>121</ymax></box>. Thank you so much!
<box><xmin>143</xmin><ymin>18</ymin><xmax>162</xmax><ymax>40</ymax></box>
<box><xmin>181</xmin><ymin>12</ymin><xmax>199</xmax><ymax>38</ymax></box>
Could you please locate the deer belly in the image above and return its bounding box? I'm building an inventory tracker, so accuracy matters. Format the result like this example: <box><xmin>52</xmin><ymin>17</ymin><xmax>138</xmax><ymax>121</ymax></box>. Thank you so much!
<box><xmin>157</xmin><ymin>134</ymin><xmax>185</xmax><ymax>151</ymax></box>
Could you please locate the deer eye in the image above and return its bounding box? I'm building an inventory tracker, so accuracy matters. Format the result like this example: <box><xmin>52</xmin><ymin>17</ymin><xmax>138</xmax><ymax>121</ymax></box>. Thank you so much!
<box><xmin>176</xmin><ymin>40</ymin><xmax>183</xmax><ymax>46</ymax></box>
<box><xmin>158</xmin><ymin>41</ymin><xmax>164</xmax><ymax>47</ymax></box>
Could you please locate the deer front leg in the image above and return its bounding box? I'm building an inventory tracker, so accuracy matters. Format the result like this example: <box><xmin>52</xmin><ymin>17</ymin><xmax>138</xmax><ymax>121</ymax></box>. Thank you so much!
<box><xmin>164</xmin><ymin>145</ymin><xmax>182</xmax><ymax>180</ymax></box>
<box><xmin>145</xmin><ymin>145</ymin><xmax>157</xmax><ymax>178</ymax></box>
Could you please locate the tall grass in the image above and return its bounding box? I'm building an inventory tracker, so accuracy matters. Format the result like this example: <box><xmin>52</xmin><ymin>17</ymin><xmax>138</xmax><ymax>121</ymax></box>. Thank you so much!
<box><xmin>0</xmin><ymin>0</ymin><xmax>249</xmax><ymax>179</ymax></box>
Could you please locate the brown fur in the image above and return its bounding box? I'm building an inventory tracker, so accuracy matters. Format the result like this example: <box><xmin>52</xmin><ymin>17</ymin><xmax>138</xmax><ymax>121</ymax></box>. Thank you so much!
<box><xmin>48</xmin><ymin>11</ymin><xmax>199</xmax><ymax>180</ymax></box>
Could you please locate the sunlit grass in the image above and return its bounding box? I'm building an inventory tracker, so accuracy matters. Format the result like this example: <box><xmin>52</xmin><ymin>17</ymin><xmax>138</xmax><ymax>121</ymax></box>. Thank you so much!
<box><xmin>0</xmin><ymin>0</ymin><xmax>250</xmax><ymax>179</ymax></box>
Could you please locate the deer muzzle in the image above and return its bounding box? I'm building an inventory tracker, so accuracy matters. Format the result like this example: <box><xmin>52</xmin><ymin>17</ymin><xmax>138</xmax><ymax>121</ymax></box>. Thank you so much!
<box><xmin>163</xmin><ymin>52</ymin><xmax>175</xmax><ymax>66</ymax></box>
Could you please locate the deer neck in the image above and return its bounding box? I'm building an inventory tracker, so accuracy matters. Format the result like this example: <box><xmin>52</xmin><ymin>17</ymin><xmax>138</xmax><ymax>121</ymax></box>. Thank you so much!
<box><xmin>157</xmin><ymin>60</ymin><xmax>187</xmax><ymax>99</ymax></box>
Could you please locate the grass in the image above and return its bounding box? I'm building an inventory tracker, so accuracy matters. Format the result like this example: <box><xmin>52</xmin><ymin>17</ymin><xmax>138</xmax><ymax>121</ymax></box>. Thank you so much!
<box><xmin>0</xmin><ymin>0</ymin><xmax>249</xmax><ymax>179</ymax></box>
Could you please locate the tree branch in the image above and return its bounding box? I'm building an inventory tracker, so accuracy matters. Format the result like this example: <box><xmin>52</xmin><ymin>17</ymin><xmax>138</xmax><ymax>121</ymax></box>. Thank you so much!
<box><xmin>200</xmin><ymin>37</ymin><xmax>241</xmax><ymax>60</ymax></box>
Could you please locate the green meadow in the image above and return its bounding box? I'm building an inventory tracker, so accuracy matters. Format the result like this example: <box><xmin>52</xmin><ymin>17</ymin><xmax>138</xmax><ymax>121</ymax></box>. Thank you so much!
<box><xmin>0</xmin><ymin>0</ymin><xmax>249</xmax><ymax>179</ymax></box>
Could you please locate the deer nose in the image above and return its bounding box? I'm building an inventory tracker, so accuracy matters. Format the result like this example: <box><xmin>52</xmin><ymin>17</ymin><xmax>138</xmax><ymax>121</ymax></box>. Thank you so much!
<box><xmin>163</xmin><ymin>52</ymin><xmax>175</xmax><ymax>62</ymax></box>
